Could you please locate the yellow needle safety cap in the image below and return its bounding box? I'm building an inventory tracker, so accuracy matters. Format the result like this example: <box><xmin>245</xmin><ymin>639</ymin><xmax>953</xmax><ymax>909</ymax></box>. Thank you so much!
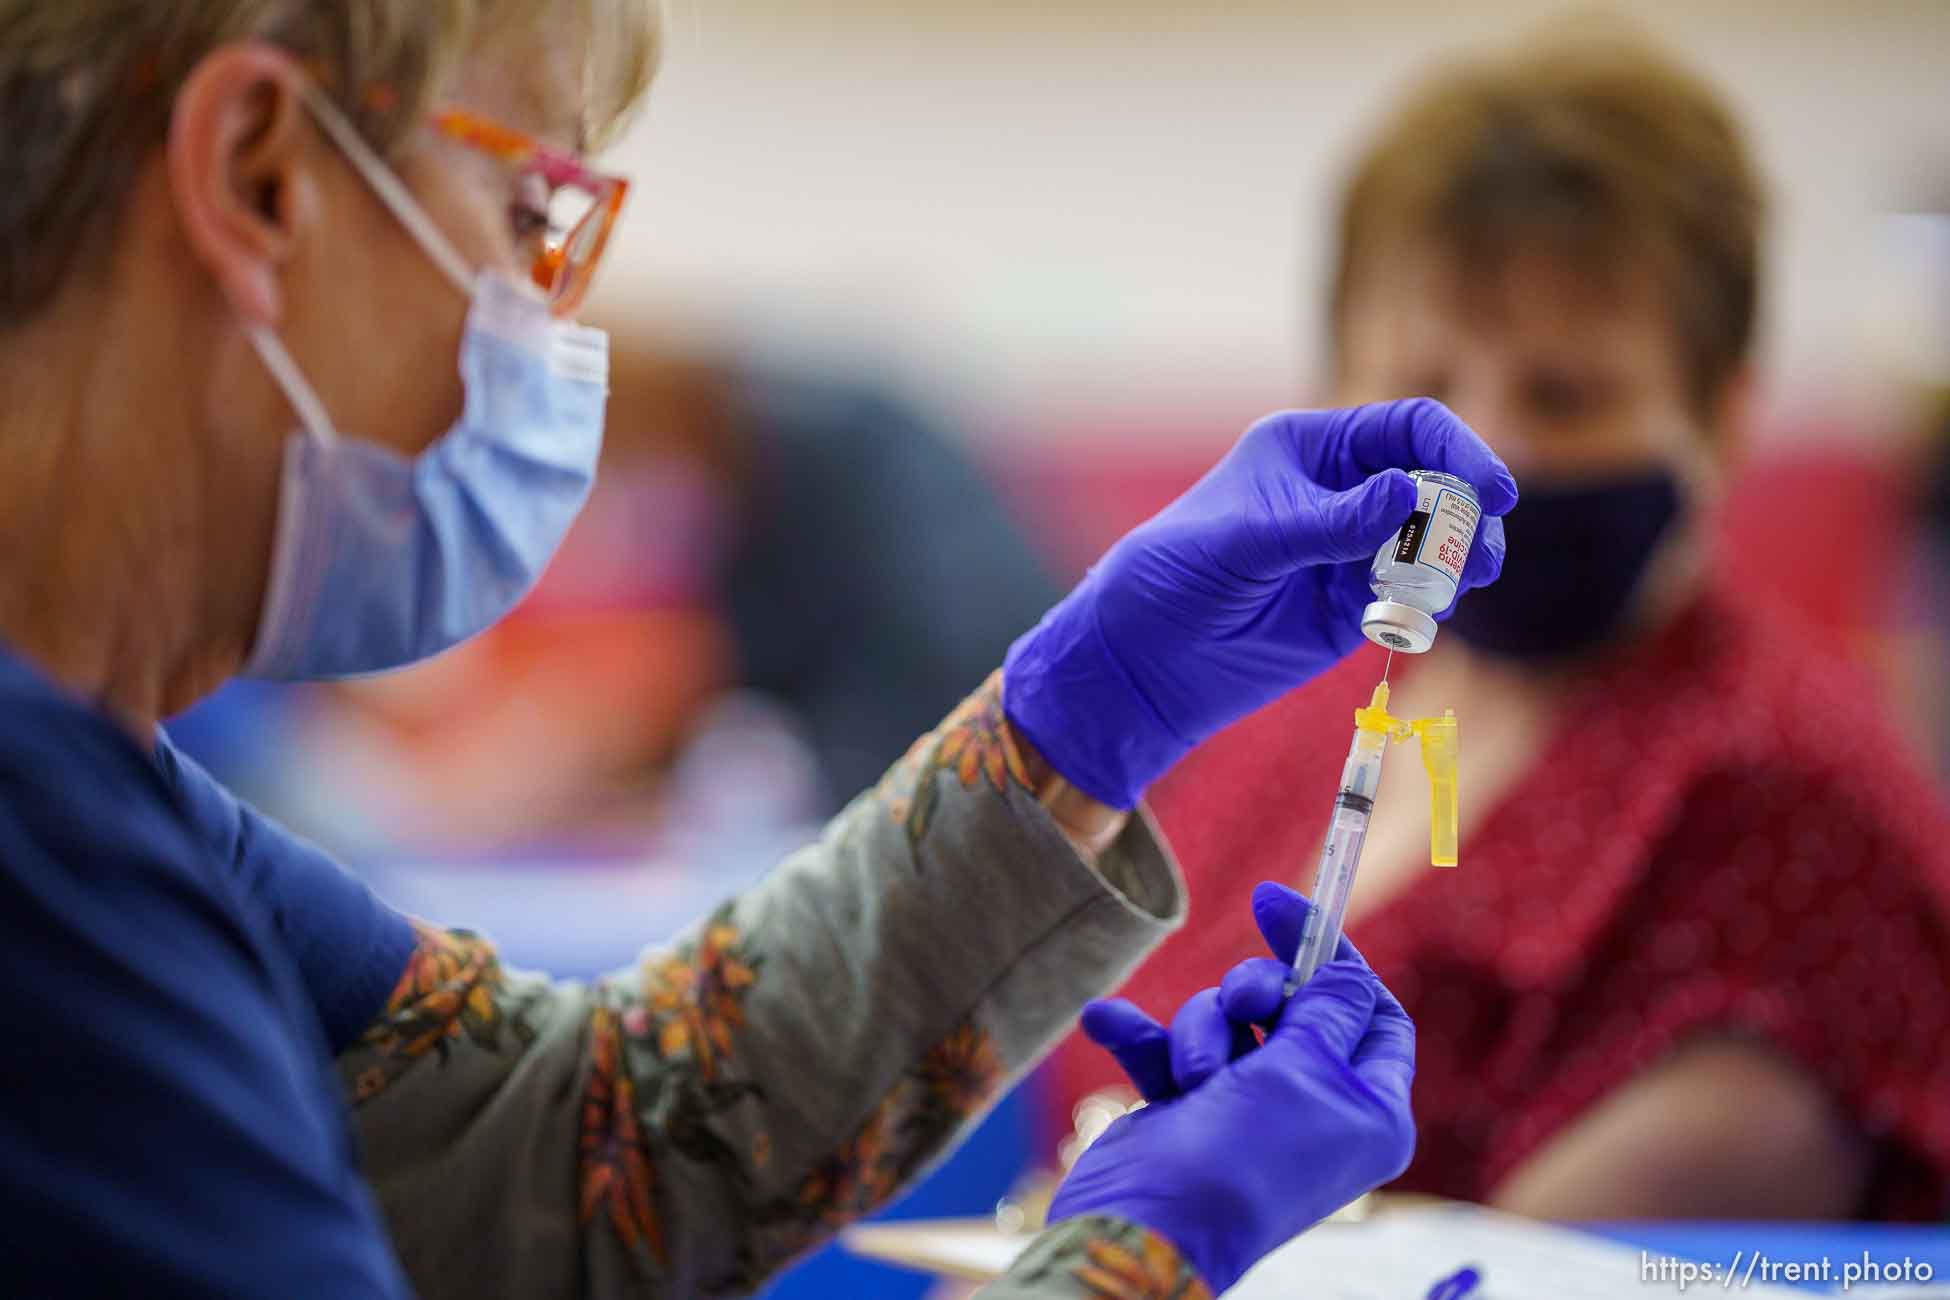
<box><xmin>1352</xmin><ymin>682</ymin><xmax>1461</xmax><ymax>868</ymax></box>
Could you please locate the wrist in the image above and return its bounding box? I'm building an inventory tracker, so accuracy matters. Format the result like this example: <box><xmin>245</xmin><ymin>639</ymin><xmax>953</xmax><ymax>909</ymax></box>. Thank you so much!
<box><xmin>1019</xmin><ymin>731</ymin><xmax>1128</xmax><ymax>860</ymax></box>
<box><xmin>999</xmin><ymin>683</ymin><xmax>1130</xmax><ymax>863</ymax></box>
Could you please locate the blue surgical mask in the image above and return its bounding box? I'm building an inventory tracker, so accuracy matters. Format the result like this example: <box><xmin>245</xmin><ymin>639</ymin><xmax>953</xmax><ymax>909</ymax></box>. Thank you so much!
<box><xmin>239</xmin><ymin>91</ymin><xmax>607</xmax><ymax>681</ymax></box>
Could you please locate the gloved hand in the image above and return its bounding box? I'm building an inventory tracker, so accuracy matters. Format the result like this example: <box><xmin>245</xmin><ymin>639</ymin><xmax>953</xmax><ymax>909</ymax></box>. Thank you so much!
<box><xmin>1004</xmin><ymin>398</ymin><xmax>1515</xmax><ymax>809</ymax></box>
<box><xmin>1080</xmin><ymin>882</ymin><xmax>1397</xmax><ymax>1102</ymax></box>
<box><xmin>1049</xmin><ymin>883</ymin><xmax>1415</xmax><ymax>1294</ymax></box>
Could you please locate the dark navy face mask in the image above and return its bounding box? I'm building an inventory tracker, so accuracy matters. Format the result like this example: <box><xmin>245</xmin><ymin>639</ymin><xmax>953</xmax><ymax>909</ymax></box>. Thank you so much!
<box><xmin>1444</xmin><ymin>469</ymin><xmax>1684</xmax><ymax>661</ymax></box>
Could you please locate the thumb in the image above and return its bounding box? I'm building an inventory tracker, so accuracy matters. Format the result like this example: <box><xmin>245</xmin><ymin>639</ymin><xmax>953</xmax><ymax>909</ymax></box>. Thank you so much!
<box><xmin>1305</xmin><ymin>470</ymin><xmax>1417</xmax><ymax>565</ymax></box>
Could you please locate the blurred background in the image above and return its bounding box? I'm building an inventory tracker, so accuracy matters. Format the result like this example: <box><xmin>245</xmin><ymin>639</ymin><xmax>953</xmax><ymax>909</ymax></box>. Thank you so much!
<box><xmin>169</xmin><ymin>2</ymin><xmax>1950</xmax><ymax>1294</ymax></box>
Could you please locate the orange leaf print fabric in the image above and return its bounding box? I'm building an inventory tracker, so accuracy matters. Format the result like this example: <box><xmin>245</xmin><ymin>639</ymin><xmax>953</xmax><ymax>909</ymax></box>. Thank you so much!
<box><xmin>995</xmin><ymin>1215</ymin><xmax>1212</xmax><ymax>1299</ymax></box>
<box><xmin>353</xmin><ymin>920</ymin><xmax>537</xmax><ymax>1104</ymax></box>
<box><xmin>878</xmin><ymin>671</ymin><xmax>1041</xmax><ymax>850</ymax></box>
<box><xmin>579</xmin><ymin>1006</ymin><xmax>667</xmax><ymax>1268</ymax></box>
<box><xmin>637</xmin><ymin>908</ymin><xmax>761</xmax><ymax>1080</ymax></box>
<box><xmin>1073</xmin><ymin>1232</ymin><xmax>1211</xmax><ymax>1300</ymax></box>
<box><xmin>735</xmin><ymin>1017</ymin><xmax>1005</xmax><ymax>1284</ymax></box>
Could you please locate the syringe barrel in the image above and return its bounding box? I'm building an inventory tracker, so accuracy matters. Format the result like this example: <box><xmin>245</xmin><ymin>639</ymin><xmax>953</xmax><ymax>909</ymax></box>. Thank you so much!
<box><xmin>1291</xmin><ymin>795</ymin><xmax>1373</xmax><ymax>985</ymax></box>
<box><xmin>1292</xmin><ymin>732</ymin><xmax>1385</xmax><ymax>986</ymax></box>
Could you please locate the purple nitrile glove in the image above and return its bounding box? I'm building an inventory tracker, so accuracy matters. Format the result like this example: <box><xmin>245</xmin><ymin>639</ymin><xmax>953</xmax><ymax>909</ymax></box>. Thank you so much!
<box><xmin>1080</xmin><ymin>882</ymin><xmax>1397</xmax><ymax>1102</ymax></box>
<box><xmin>1003</xmin><ymin>398</ymin><xmax>1515</xmax><ymax>810</ymax></box>
<box><xmin>1050</xmin><ymin>883</ymin><xmax>1416</xmax><ymax>1295</ymax></box>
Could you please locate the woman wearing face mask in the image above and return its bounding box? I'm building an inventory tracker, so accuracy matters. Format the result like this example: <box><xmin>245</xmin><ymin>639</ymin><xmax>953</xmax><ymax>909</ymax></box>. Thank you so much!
<box><xmin>0</xmin><ymin>4</ymin><xmax>1528</xmax><ymax>1297</ymax></box>
<box><xmin>1054</xmin><ymin>29</ymin><xmax>1950</xmax><ymax>1222</ymax></box>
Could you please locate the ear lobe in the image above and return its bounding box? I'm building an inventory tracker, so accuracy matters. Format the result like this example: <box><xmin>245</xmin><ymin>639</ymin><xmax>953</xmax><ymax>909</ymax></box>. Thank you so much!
<box><xmin>166</xmin><ymin>43</ymin><xmax>312</xmax><ymax>328</ymax></box>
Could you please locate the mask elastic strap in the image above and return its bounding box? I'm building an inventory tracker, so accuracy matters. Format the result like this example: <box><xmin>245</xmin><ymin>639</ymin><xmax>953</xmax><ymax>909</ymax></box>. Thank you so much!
<box><xmin>300</xmin><ymin>86</ymin><xmax>476</xmax><ymax>299</ymax></box>
<box><xmin>246</xmin><ymin>324</ymin><xmax>340</xmax><ymax>447</ymax></box>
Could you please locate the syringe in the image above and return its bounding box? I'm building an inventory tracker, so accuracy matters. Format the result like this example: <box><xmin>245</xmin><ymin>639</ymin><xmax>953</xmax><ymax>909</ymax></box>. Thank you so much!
<box><xmin>1288</xmin><ymin>681</ymin><xmax>1461</xmax><ymax>990</ymax></box>
<box><xmin>1289</xmin><ymin>720</ymin><xmax>1388</xmax><ymax>988</ymax></box>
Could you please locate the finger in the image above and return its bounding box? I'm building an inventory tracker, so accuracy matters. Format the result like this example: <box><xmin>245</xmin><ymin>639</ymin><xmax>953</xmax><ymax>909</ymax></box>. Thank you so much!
<box><xmin>1351</xmin><ymin>999</ymin><xmax>1416</xmax><ymax>1107</ymax></box>
<box><xmin>1218</xmin><ymin>956</ymin><xmax>1290</xmax><ymax>1026</ymax></box>
<box><xmin>1079</xmin><ymin>999</ymin><xmax>1178</xmax><ymax>1103</ymax></box>
<box><xmin>1249</xmin><ymin>880</ymin><xmax>1310</xmax><ymax>964</ymax></box>
<box><xmin>1453</xmin><ymin>513</ymin><xmax>1507</xmax><ymax>602</ymax></box>
<box><xmin>1365</xmin><ymin>961</ymin><xmax>1408</xmax><ymax>1021</ymax></box>
<box><xmin>1250</xmin><ymin>880</ymin><xmax>1381</xmax><ymax>988</ymax></box>
<box><xmin>1303</xmin><ymin>399</ymin><xmax>1519</xmax><ymax>515</ymax></box>
<box><xmin>1168</xmin><ymin>988</ymin><xmax>1256</xmax><ymax>1091</ymax></box>
<box><xmin>1305</xmin><ymin>470</ymin><xmax>1419</xmax><ymax>564</ymax></box>
<box><xmin>1271</xmin><ymin>960</ymin><xmax>1379</xmax><ymax>1061</ymax></box>
<box><xmin>1351</xmin><ymin>997</ymin><xmax>1415</xmax><ymax>1073</ymax></box>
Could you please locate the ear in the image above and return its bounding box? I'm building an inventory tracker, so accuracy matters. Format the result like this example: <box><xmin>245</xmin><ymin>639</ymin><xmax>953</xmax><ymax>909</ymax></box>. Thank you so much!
<box><xmin>166</xmin><ymin>43</ymin><xmax>317</xmax><ymax>328</ymax></box>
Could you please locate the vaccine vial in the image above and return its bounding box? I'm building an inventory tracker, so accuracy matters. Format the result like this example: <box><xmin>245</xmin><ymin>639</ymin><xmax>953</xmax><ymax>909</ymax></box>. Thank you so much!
<box><xmin>1362</xmin><ymin>470</ymin><xmax>1482</xmax><ymax>654</ymax></box>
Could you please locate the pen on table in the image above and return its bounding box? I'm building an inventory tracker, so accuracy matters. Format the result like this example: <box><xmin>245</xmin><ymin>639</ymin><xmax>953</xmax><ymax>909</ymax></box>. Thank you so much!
<box><xmin>1425</xmin><ymin>1264</ymin><xmax>1481</xmax><ymax>1300</ymax></box>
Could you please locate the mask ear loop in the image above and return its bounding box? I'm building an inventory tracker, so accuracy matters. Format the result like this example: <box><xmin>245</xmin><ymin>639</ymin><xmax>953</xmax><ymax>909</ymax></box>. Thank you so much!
<box><xmin>245</xmin><ymin>87</ymin><xmax>486</xmax><ymax>446</ymax></box>
<box><xmin>245</xmin><ymin>325</ymin><xmax>340</xmax><ymax>447</ymax></box>
<box><xmin>299</xmin><ymin>86</ymin><xmax>476</xmax><ymax>298</ymax></box>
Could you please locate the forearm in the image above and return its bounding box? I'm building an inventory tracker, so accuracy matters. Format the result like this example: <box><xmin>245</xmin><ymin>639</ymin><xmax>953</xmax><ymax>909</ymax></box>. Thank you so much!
<box><xmin>1490</xmin><ymin>1038</ymin><xmax>1872</xmax><ymax>1221</ymax></box>
<box><xmin>340</xmin><ymin>671</ymin><xmax>1185</xmax><ymax>1299</ymax></box>
<box><xmin>1021</xmin><ymin>734</ymin><xmax>1129</xmax><ymax>865</ymax></box>
<box><xmin>624</xmin><ymin>671</ymin><xmax>1181</xmax><ymax>1289</ymax></box>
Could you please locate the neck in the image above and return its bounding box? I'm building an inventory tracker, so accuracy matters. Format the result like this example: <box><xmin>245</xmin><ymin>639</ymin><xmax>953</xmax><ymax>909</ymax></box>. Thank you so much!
<box><xmin>0</xmin><ymin>287</ymin><xmax>263</xmax><ymax>736</ymax></box>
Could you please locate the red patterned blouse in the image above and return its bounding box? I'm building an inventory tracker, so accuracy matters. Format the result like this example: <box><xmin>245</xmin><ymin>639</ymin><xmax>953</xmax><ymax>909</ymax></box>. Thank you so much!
<box><xmin>1048</xmin><ymin>586</ymin><xmax>1950</xmax><ymax>1219</ymax></box>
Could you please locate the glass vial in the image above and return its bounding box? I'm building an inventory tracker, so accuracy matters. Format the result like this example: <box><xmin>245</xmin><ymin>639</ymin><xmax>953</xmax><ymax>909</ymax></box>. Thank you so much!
<box><xmin>1362</xmin><ymin>469</ymin><xmax>1482</xmax><ymax>653</ymax></box>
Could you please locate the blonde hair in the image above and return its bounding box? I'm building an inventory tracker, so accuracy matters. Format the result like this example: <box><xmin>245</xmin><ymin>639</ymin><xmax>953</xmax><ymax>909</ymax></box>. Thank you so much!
<box><xmin>0</xmin><ymin>0</ymin><xmax>661</xmax><ymax>325</ymax></box>
<box><xmin>1328</xmin><ymin>24</ymin><xmax>1766</xmax><ymax>416</ymax></box>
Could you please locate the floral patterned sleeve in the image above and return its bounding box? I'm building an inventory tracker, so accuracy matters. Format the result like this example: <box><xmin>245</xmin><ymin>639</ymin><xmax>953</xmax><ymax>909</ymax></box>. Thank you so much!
<box><xmin>338</xmin><ymin>671</ymin><xmax>1186</xmax><ymax>1299</ymax></box>
<box><xmin>980</xmin><ymin>1217</ymin><xmax>1213</xmax><ymax>1300</ymax></box>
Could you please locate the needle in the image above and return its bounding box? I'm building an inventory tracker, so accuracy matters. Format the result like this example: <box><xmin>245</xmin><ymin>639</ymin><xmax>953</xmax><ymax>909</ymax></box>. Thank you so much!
<box><xmin>1382</xmin><ymin>648</ymin><xmax>1395</xmax><ymax>685</ymax></box>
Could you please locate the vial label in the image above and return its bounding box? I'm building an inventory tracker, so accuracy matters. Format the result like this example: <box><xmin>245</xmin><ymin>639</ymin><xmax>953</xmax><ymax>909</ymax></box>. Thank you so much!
<box><xmin>1393</xmin><ymin>478</ymin><xmax>1481</xmax><ymax>583</ymax></box>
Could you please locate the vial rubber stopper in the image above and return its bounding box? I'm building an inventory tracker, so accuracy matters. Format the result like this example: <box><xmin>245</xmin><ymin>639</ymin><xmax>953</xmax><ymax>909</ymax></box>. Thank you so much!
<box><xmin>1361</xmin><ymin>599</ymin><xmax>1438</xmax><ymax>654</ymax></box>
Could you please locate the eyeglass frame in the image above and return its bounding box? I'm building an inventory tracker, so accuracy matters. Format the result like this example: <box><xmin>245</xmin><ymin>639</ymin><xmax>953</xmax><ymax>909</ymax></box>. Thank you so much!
<box><xmin>428</xmin><ymin>109</ymin><xmax>631</xmax><ymax>317</ymax></box>
<box><xmin>296</xmin><ymin>80</ymin><xmax>631</xmax><ymax>318</ymax></box>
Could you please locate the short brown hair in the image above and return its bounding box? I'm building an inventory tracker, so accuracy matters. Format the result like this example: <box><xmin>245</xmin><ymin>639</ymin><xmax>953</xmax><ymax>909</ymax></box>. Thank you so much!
<box><xmin>0</xmin><ymin>0</ymin><xmax>660</xmax><ymax>328</ymax></box>
<box><xmin>1328</xmin><ymin>25</ymin><xmax>1767</xmax><ymax>415</ymax></box>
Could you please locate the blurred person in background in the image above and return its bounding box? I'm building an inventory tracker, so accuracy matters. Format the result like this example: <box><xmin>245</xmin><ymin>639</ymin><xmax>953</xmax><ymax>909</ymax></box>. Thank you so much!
<box><xmin>1054</xmin><ymin>25</ymin><xmax>1950</xmax><ymax>1221</ymax></box>
<box><xmin>0</xmin><ymin>1</ymin><xmax>1530</xmax><ymax>1296</ymax></box>
<box><xmin>176</xmin><ymin>335</ymin><xmax>1062</xmax><ymax>860</ymax></box>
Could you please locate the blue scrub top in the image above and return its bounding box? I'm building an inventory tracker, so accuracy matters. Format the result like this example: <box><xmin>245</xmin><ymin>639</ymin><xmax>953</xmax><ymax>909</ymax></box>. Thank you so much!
<box><xmin>0</xmin><ymin>643</ymin><xmax>417</xmax><ymax>1296</ymax></box>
